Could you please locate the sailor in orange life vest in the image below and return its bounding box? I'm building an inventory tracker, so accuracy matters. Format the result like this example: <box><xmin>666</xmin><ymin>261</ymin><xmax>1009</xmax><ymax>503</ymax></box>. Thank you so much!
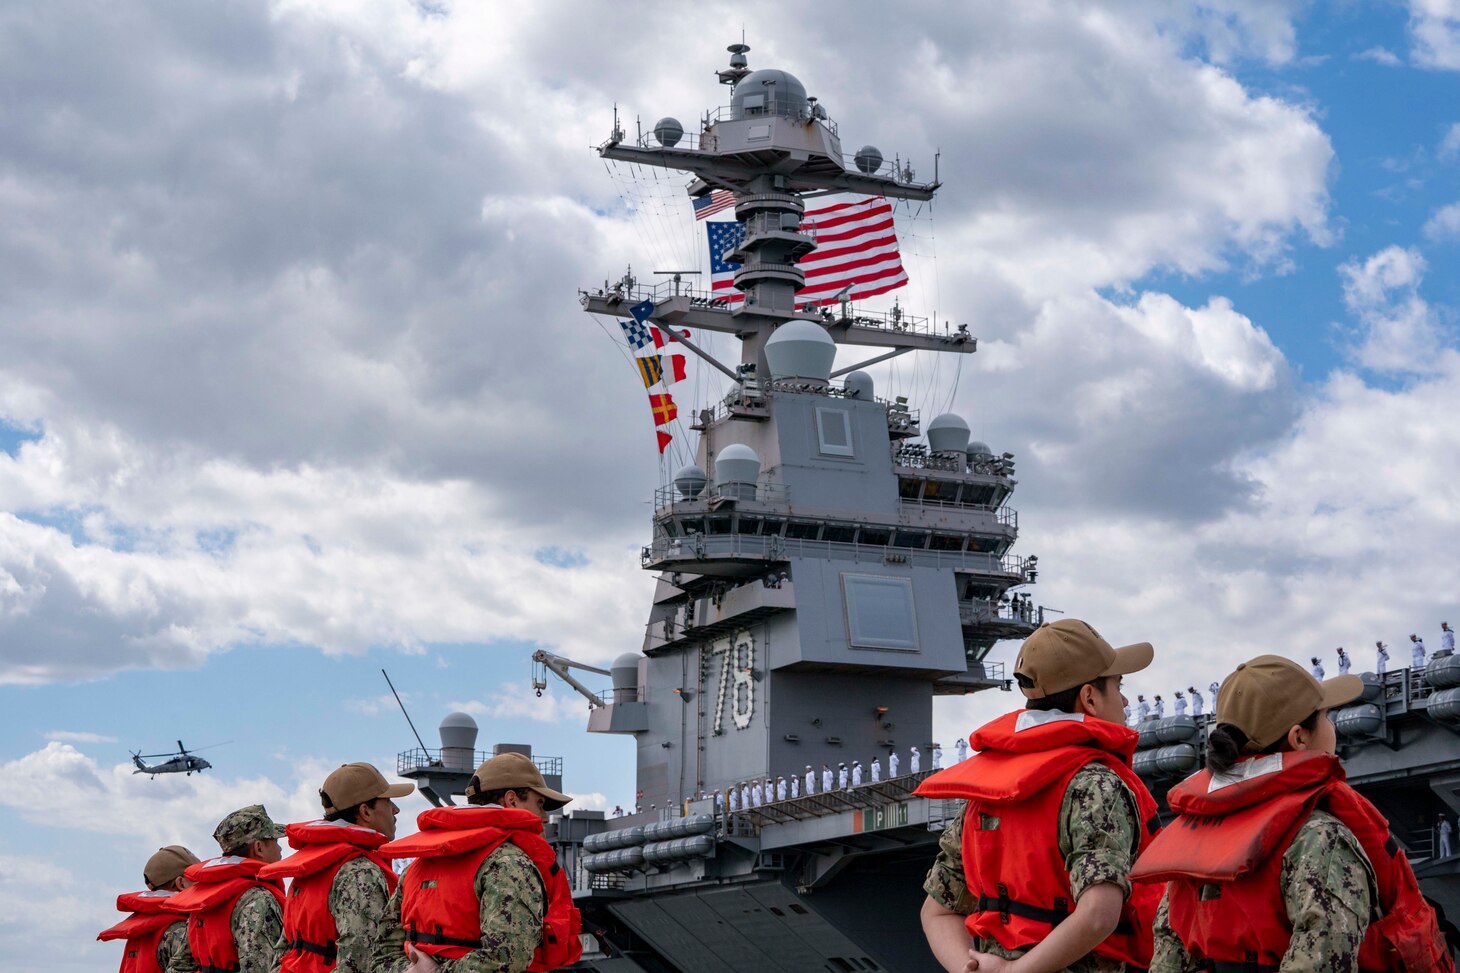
<box><xmin>167</xmin><ymin>805</ymin><xmax>288</xmax><ymax>973</ymax></box>
<box><xmin>97</xmin><ymin>845</ymin><xmax>201</xmax><ymax>973</ymax></box>
<box><xmin>373</xmin><ymin>752</ymin><xmax>583</xmax><ymax>973</ymax></box>
<box><xmin>915</xmin><ymin>618</ymin><xmax>1163</xmax><ymax>973</ymax></box>
<box><xmin>1131</xmin><ymin>655</ymin><xmax>1455</xmax><ymax>973</ymax></box>
<box><xmin>257</xmin><ymin>762</ymin><xmax>415</xmax><ymax>972</ymax></box>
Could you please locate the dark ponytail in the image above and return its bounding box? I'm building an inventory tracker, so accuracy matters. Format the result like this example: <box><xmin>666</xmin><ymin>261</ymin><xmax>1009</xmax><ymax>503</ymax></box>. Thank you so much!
<box><xmin>1206</xmin><ymin>711</ymin><xmax>1322</xmax><ymax>775</ymax></box>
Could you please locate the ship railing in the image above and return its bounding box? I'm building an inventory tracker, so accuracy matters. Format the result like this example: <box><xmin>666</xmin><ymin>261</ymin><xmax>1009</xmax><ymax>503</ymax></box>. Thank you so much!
<box><xmin>699</xmin><ymin>104</ymin><xmax>840</xmax><ymax>138</ymax></box>
<box><xmin>898</xmin><ymin>494</ymin><xmax>1018</xmax><ymax>524</ymax></box>
<box><xmin>925</xmin><ymin>797</ymin><xmax>965</xmax><ymax>833</ymax></box>
<box><xmin>892</xmin><ymin>445</ymin><xmax>1016</xmax><ymax>478</ymax></box>
<box><xmin>960</xmin><ymin>600</ymin><xmax>1043</xmax><ymax>628</ymax></box>
<box><xmin>590</xmin><ymin>687</ymin><xmax>649</xmax><ymax>706</ymax></box>
<box><xmin>641</xmin><ymin>534</ymin><xmax>1036</xmax><ymax>580</ymax></box>
<box><xmin>579</xmin><ymin>280</ymin><xmax>732</xmax><ymax>308</ymax></box>
<box><xmin>653</xmin><ymin>483</ymin><xmax>791</xmax><ymax>512</ymax></box>
<box><xmin>397</xmin><ymin>749</ymin><xmax>562</xmax><ymax>778</ymax></box>
<box><xmin>728</xmin><ymin>770</ymin><xmax>938</xmax><ymax>832</ymax></box>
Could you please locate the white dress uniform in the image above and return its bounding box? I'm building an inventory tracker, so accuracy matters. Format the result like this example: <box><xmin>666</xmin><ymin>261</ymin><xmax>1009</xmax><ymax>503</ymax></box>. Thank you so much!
<box><xmin>955</xmin><ymin>738</ymin><xmax>968</xmax><ymax>763</ymax></box>
<box><xmin>888</xmin><ymin>751</ymin><xmax>900</xmax><ymax>777</ymax></box>
<box><xmin>932</xmin><ymin>746</ymin><xmax>943</xmax><ymax>770</ymax></box>
<box><xmin>822</xmin><ymin>766</ymin><xmax>833</xmax><ymax>793</ymax></box>
<box><xmin>870</xmin><ymin>758</ymin><xmax>881</xmax><ymax>783</ymax></box>
<box><xmin>1189</xmin><ymin>689</ymin><xmax>1204</xmax><ymax>717</ymax></box>
<box><xmin>1412</xmin><ymin>637</ymin><xmax>1427</xmax><ymax>670</ymax></box>
<box><xmin>909</xmin><ymin>747</ymin><xmax>921</xmax><ymax>774</ymax></box>
<box><xmin>805</xmin><ymin>766</ymin><xmax>815</xmax><ymax>795</ymax></box>
<box><xmin>1377</xmin><ymin>643</ymin><xmax>1389</xmax><ymax>674</ymax></box>
<box><xmin>1174</xmin><ymin>694</ymin><xmax>1187</xmax><ymax>716</ymax></box>
<box><xmin>851</xmin><ymin>762</ymin><xmax>863</xmax><ymax>787</ymax></box>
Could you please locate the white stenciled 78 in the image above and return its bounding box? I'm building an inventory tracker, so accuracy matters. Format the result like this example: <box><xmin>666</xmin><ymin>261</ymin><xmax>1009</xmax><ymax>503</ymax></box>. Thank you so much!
<box><xmin>711</xmin><ymin>631</ymin><xmax>755</xmax><ymax>733</ymax></box>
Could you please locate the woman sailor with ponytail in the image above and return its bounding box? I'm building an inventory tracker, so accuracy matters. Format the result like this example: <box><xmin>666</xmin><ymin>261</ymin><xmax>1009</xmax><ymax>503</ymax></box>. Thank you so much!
<box><xmin>1131</xmin><ymin>655</ymin><xmax>1453</xmax><ymax>972</ymax></box>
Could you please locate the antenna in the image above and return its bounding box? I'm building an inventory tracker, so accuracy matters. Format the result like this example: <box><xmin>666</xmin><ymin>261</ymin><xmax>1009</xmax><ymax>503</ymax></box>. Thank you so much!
<box><xmin>382</xmin><ymin>668</ymin><xmax>430</xmax><ymax>754</ymax></box>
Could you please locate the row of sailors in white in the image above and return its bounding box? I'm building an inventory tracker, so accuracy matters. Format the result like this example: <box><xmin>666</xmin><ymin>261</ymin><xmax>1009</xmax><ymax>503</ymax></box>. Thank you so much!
<box><xmin>724</xmin><ymin>742</ymin><xmax>979</xmax><ymax>811</ymax></box>
<box><xmin>1126</xmin><ymin>683</ymin><xmax>1217</xmax><ymax>724</ymax></box>
<box><xmin>1118</xmin><ymin>624</ymin><xmax>1457</xmax><ymax>727</ymax></box>
<box><xmin>1312</xmin><ymin>625</ymin><xmax>1453</xmax><ymax>678</ymax></box>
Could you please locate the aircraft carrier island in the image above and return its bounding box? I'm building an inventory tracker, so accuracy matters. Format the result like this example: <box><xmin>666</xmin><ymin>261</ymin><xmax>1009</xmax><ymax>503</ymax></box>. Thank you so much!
<box><xmin>397</xmin><ymin>44</ymin><xmax>1459</xmax><ymax>973</ymax></box>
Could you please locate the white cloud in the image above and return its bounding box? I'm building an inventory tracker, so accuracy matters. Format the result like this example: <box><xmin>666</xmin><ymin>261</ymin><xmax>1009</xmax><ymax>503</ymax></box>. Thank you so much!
<box><xmin>1357</xmin><ymin>46</ymin><xmax>1403</xmax><ymax>66</ymax></box>
<box><xmin>1423</xmin><ymin>200</ymin><xmax>1460</xmax><ymax>239</ymax></box>
<box><xmin>448</xmin><ymin>684</ymin><xmax>595</xmax><ymax>725</ymax></box>
<box><xmin>1338</xmin><ymin>246</ymin><xmax>1449</xmax><ymax>373</ymax></box>
<box><xmin>1439</xmin><ymin>122</ymin><xmax>1460</xmax><ymax>159</ymax></box>
<box><xmin>44</xmin><ymin>730</ymin><xmax>118</xmax><ymax>743</ymax></box>
<box><xmin>1410</xmin><ymin>0</ymin><xmax>1460</xmax><ymax>69</ymax></box>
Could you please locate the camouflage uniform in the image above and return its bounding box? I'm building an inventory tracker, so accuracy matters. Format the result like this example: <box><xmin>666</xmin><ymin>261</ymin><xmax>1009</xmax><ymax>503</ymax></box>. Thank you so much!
<box><xmin>374</xmin><ymin>843</ymin><xmax>547</xmax><ymax>973</ymax></box>
<box><xmin>326</xmin><ymin>854</ymin><xmax>396</xmax><ymax>973</ymax></box>
<box><xmin>1149</xmin><ymin>809</ymin><xmax>1378</xmax><ymax>973</ymax></box>
<box><xmin>157</xmin><ymin>920</ymin><xmax>197</xmax><ymax>973</ymax></box>
<box><xmin>232</xmin><ymin>885</ymin><xmax>285</xmax><ymax>973</ymax></box>
<box><xmin>922</xmin><ymin>763</ymin><xmax>1141</xmax><ymax>973</ymax></box>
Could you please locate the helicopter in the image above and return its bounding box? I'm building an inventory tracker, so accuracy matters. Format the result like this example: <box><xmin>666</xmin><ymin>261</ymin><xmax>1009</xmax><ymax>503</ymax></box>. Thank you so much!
<box><xmin>131</xmin><ymin>740</ymin><xmax>225</xmax><ymax>778</ymax></box>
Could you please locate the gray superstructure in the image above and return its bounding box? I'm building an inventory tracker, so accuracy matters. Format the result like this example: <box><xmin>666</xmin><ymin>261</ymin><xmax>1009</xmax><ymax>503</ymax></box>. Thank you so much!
<box><xmin>548</xmin><ymin>45</ymin><xmax>1038</xmax><ymax>972</ymax></box>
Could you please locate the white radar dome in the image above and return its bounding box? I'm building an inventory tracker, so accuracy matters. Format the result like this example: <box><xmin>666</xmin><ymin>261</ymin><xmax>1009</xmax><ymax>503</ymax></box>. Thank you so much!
<box><xmin>673</xmin><ymin>465</ymin><xmax>708</xmax><ymax>499</ymax></box>
<box><xmin>843</xmin><ymin>371</ymin><xmax>874</xmax><ymax>399</ymax></box>
<box><xmin>764</xmin><ymin>320</ymin><xmax>836</xmax><ymax>382</ymax></box>
<box><xmin>926</xmin><ymin>413</ymin><xmax>971</xmax><ymax>455</ymax></box>
<box><xmin>715</xmin><ymin>443</ymin><xmax>761</xmax><ymax>487</ymax></box>
<box><xmin>968</xmin><ymin>441</ymin><xmax>993</xmax><ymax>458</ymax></box>
<box><xmin>654</xmin><ymin>117</ymin><xmax>684</xmax><ymax>148</ymax></box>
<box><xmin>731</xmin><ymin>69</ymin><xmax>808</xmax><ymax>118</ymax></box>
<box><xmin>611</xmin><ymin>653</ymin><xmax>642</xmax><ymax>691</ymax></box>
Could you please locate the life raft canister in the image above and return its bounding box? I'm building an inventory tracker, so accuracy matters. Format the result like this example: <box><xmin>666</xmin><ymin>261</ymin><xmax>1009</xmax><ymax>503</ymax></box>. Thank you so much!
<box><xmin>1131</xmin><ymin>750</ymin><xmax>1454</xmax><ymax>972</ymax></box>
<box><xmin>257</xmin><ymin>819</ymin><xmax>399</xmax><ymax>972</ymax></box>
<box><xmin>916</xmin><ymin>709</ymin><xmax>1163</xmax><ymax>968</ymax></box>
<box><xmin>381</xmin><ymin>806</ymin><xmax>582</xmax><ymax>972</ymax></box>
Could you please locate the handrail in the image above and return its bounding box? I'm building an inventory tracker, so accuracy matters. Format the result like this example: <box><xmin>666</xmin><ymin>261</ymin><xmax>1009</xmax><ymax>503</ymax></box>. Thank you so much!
<box><xmin>640</xmin><ymin>532</ymin><xmax>1036</xmax><ymax>580</ymax></box>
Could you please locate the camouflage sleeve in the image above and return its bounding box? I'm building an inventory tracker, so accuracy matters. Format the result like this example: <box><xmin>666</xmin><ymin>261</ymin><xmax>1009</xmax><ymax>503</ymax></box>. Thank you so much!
<box><xmin>329</xmin><ymin>856</ymin><xmax>394</xmax><ymax>973</ymax></box>
<box><xmin>232</xmin><ymin>886</ymin><xmax>285</xmax><ymax>973</ymax></box>
<box><xmin>1149</xmin><ymin>888</ymin><xmax>1203</xmax><ymax>973</ymax></box>
<box><xmin>1058</xmin><ymin>763</ymin><xmax>1139</xmax><ymax>902</ymax></box>
<box><xmin>158</xmin><ymin>919</ymin><xmax>199</xmax><ymax>973</ymax></box>
<box><xmin>1277</xmin><ymin>809</ymin><xmax>1377</xmax><ymax>973</ymax></box>
<box><xmin>435</xmin><ymin>843</ymin><xmax>546</xmax><ymax>973</ymax></box>
<box><xmin>371</xmin><ymin>864</ymin><xmax>411</xmax><ymax>973</ymax></box>
<box><xmin>921</xmin><ymin>802</ymin><xmax>976</xmax><ymax>913</ymax></box>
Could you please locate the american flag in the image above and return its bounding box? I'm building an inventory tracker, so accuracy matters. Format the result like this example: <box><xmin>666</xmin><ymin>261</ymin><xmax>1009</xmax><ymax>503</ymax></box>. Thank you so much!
<box><xmin>693</xmin><ymin>189</ymin><xmax>736</xmax><ymax>220</ymax></box>
<box><xmin>707</xmin><ymin>196</ymin><xmax>907</xmax><ymax>307</ymax></box>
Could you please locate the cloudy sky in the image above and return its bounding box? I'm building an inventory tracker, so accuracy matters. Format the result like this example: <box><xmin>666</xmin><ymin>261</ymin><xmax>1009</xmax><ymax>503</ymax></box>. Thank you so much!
<box><xmin>5</xmin><ymin>0</ymin><xmax>1460</xmax><ymax>965</ymax></box>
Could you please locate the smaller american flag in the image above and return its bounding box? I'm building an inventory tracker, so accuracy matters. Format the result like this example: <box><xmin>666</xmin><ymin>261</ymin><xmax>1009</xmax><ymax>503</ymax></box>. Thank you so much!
<box><xmin>693</xmin><ymin>189</ymin><xmax>736</xmax><ymax>220</ymax></box>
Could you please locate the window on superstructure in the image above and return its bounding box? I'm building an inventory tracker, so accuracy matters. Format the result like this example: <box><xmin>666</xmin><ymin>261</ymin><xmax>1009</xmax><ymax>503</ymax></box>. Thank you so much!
<box><xmin>858</xmin><ymin>527</ymin><xmax>891</xmax><ymax>546</ymax></box>
<box><xmin>707</xmin><ymin>516</ymin><xmax>732</xmax><ymax>535</ymax></box>
<box><xmin>898</xmin><ymin>477</ymin><xmax>924</xmax><ymax>500</ymax></box>
<box><xmin>822</xmin><ymin>524</ymin><xmax>856</xmax><ymax>544</ymax></box>
<box><xmin>786</xmin><ymin>521</ymin><xmax>822</xmax><ymax>540</ymax></box>
<box><xmin>893</xmin><ymin>530</ymin><xmax>928</xmax><ymax>549</ymax></box>
<box><xmin>737</xmin><ymin>516</ymin><xmax>762</xmax><ymax>535</ymax></box>
<box><xmin>815</xmin><ymin>407</ymin><xmax>855</xmax><ymax>457</ymax></box>
<box><xmin>929</xmin><ymin>534</ymin><xmax>964</xmax><ymax>552</ymax></box>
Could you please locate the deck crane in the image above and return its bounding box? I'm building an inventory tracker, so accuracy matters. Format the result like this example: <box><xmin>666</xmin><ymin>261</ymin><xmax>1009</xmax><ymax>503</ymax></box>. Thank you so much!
<box><xmin>531</xmin><ymin>649</ymin><xmax>611</xmax><ymax>708</ymax></box>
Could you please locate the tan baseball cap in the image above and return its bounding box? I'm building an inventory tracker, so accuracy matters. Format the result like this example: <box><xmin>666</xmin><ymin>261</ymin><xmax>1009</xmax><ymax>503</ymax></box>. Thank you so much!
<box><xmin>1013</xmin><ymin>618</ymin><xmax>1153</xmax><ymax>698</ymax></box>
<box><xmin>1215</xmin><ymin>655</ymin><xmax>1363</xmax><ymax>750</ymax></box>
<box><xmin>144</xmin><ymin>845</ymin><xmax>200</xmax><ymax>890</ymax></box>
<box><xmin>319</xmin><ymin>762</ymin><xmax>415</xmax><ymax>814</ymax></box>
<box><xmin>464</xmin><ymin>752</ymin><xmax>572</xmax><ymax>811</ymax></box>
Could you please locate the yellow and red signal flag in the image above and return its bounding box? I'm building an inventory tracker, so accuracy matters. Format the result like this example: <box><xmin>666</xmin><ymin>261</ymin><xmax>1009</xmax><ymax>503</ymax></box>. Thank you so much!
<box><xmin>649</xmin><ymin>393</ymin><xmax>678</xmax><ymax>427</ymax></box>
<box><xmin>635</xmin><ymin>353</ymin><xmax>688</xmax><ymax>389</ymax></box>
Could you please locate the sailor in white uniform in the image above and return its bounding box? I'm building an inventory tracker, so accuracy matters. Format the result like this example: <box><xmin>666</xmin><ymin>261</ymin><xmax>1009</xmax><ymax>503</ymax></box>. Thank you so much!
<box><xmin>1188</xmin><ymin>686</ymin><xmax>1203</xmax><ymax>717</ymax></box>
<box><xmin>751</xmin><ymin>781</ymin><xmax>762</xmax><ymax>807</ymax></box>
<box><xmin>1311</xmin><ymin>656</ymin><xmax>1325</xmax><ymax>680</ymax></box>
<box><xmin>932</xmin><ymin>745</ymin><xmax>943</xmax><ymax>770</ymax></box>
<box><xmin>955</xmin><ymin>738</ymin><xmax>968</xmax><ymax>763</ymax></box>
<box><xmin>1153</xmin><ymin>695</ymin><xmax>1165</xmax><ymax>719</ymax></box>
<box><xmin>740</xmin><ymin>783</ymin><xmax>750</xmax><ymax>809</ymax></box>
<box><xmin>888</xmin><ymin>750</ymin><xmax>900</xmax><ymax>777</ymax></box>
<box><xmin>1136</xmin><ymin>695</ymin><xmax>1150</xmax><ymax>722</ymax></box>
<box><xmin>726</xmin><ymin>788</ymin><xmax>736</xmax><ymax>812</ymax></box>
<box><xmin>1376</xmin><ymin>641</ymin><xmax>1389</xmax><ymax>674</ymax></box>
<box><xmin>776</xmin><ymin>776</ymin><xmax>787</xmax><ymax>802</ymax></box>
<box><xmin>1173</xmin><ymin>691</ymin><xmax>1187</xmax><ymax>717</ymax></box>
<box><xmin>870</xmin><ymin>757</ymin><xmax>881</xmax><ymax>783</ymax></box>
<box><xmin>1411</xmin><ymin>634</ymin><xmax>1427</xmax><ymax>670</ymax></box>
<box><xmin>790</xmin><ymin>776</ymin><xmax>799</xmax><ymax>799</ymax></box>
<box><xmin>851</xmin><ymin>761</ymin><xmax>863</xmax><ymax>787</ymax></box>
<box><xmin>1337</xmin><ymin>647</ymin><xmax>1351</xmax><ymax>674</ymax></box>
<box><xmin>837</xmin><ymin>763</ymin><xmax>848</xmax><ymax>790</ymax></box>
<box><xmin>909</xmin><ymin>746</ymin><xmax>921</xmax><ymax>774</ymax></box>
<box><xmin>805</xmin><ymin>765</ymin><xmax>815</xmax><ymax>795</ymax></box>
<box><xmin>1441</xmin><ymin>623</ymin><xmax>1454</xmax><ymax>656</ymax></box>
<box><xmin>822</xmin><ymin>764</ymin><xmax>833</xmax><ymax>793</ymax></box>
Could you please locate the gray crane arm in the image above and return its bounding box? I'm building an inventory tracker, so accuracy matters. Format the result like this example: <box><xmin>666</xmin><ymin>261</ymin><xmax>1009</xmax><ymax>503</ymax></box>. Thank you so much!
<box><xmin>531</xmin><ymin>650</ymin><xmax>610</xmax><ymax>708</ymax></box>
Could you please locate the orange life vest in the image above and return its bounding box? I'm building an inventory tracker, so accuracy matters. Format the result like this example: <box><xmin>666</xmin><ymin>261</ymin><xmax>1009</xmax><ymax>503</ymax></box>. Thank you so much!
<box><xmin>257</xmin><ymin>820</ymin><xmax>400</xmax><ymax>972</ymax></box>
<box><xmin>916</xmin><ymin>709</ymin><xmax>1163</xmax><ymax>968</ymax></box>
<box><xmin>1130</xmin><ymin>750</ymin><xmax>1453</xmax><ymax>973</ymax></box>
<box><xmin>168</xmin><ymin>856</ymin><xmax>286</xmax><ymax>973</ymax></box>
<box><xmin>380</xmin><ymin>806</ymin><xmax>582</xmax><ymax>972</ymax></box>
<box><xmin>97</xmin><ymin>890</ymin><xmax>185</xmax><ymax>973</ymax></box>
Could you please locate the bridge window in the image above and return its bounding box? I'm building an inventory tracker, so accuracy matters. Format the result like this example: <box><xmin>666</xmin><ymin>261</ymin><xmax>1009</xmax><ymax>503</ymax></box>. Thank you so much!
<box><xmin>737</xmin><ymin>516</ymin><xmax>762</xmax><ymax>535</ymax></box>
<box><xmin>786</xmin><ymin>521</ymin><xmax>822</xmax><ymax>540</ymax></box>
<box><xmin>707</xmin><ymin>516</ymin><xmax>732</xmax><ymax>535</ymax></box>
<box><xmin>929</xmin><ymin>534</ymin><xmax>964</xmax><ymax>551</ymax></box>
<box><xmin>893</xmin><ymin>530</ymin><xmax>928</xmax><ymax>549</ymax></box>
<box><xmin>897</xmin><ymin>477</ymin><xmax>924</xmax><ymax>499</ymax></box>
<box><xmin>858</xmin><ymin>527</ymin><xmax>891</xmax><ymax>546</ymax></box>
<box><xmin>822</xmin><ymin>524</ymin><xmax>857</xmax><ymax>544</ymax></box>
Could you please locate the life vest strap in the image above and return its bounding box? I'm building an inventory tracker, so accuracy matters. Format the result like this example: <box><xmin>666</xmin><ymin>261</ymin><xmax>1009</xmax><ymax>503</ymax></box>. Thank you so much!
<box><xmin>405</xmin><ymin>928</ymin><xmax>483</xmax><ymax>949</ymax></box>
<box><xmin>1203</xmin><ymin>960</ymin><xmax>1278</xmax><ymax>973</ymax></box>
<box><xmin>972</xmin><ymin>885</ymin><xmax>1135</xmax><ymax>936</ymax></box>
<box><xmin>287</xmin><ymin>937</ymin><xmax>337</xmax><ymax>961</ymax></box>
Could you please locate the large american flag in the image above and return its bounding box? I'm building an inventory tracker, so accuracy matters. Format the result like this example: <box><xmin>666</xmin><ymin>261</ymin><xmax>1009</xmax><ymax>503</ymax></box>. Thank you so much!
<box><xmin>707</xmin><ymin>196</ymin><xmax>907</xmax><ymax>307</ymax></box>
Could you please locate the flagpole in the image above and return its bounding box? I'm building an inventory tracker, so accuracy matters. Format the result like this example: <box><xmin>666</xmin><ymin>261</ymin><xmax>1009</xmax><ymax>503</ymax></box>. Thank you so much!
<box><xmin>658</xmin><ymin>328</ymin><xmax>739</xmax><ymax>381</ymax></box>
